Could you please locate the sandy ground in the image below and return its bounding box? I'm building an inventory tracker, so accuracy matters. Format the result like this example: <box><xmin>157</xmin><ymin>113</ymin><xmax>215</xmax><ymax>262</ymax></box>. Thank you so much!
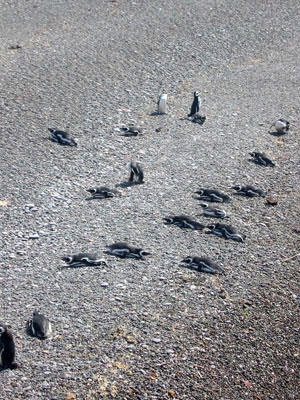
<box><xmin>0</xmin><ymin>1</ymin><xmax>299</xmax><ymax>399</ymax></box>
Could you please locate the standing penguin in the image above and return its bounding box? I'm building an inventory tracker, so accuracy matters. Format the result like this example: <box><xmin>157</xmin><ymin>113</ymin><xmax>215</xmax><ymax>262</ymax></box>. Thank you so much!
<box><xmin>0</xmin><ymin>323</ymin><xmax>17</xmax><ymax>369</ymax></box>
<box><xmin>128</xmin><ymin>161</ymin><xmax>144</xmax><ymax>184</ymax></box>
<box><xmin>28</xmin><ymin>311</ymin><xmax>52</xmax><ymax>339</ymax></box>
<box><xmin>188</xmin><ymin>91</ymin><xmax>200</xmax><ymax>117</ymax></box>
<box><xmin>157</xmin><ymin>94</ymin><xmax>168</xmax><ymax>114</ymax></box>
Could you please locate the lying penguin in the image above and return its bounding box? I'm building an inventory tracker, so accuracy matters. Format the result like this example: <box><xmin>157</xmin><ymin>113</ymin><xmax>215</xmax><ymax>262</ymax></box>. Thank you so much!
<box><xmin>181</xmin><ymin>256</ymin><xmax>224</xmax><ymax>275</ymax></box>
<box><xmin>194</xmin><ymin>188</ymin><xmax>230</xmax><ymax>203</ymax></box>
<box><xmin>200</xmin><ymin>203</ymin><xmax>228</xmax><ymax>219</ymax></box>
<box><xmin>163</xmin><ymin>215</ymin><xmax>205</xmax><ymax>230</ymax></box>
<box><xmin>249</xmin><ymin>152</ymin><xmax>275</xmax><ymax>167</ymax></box>
<box><xmin>48</xmin><ymin>128</ymin><xmax>77</xmax><ymax>147</ymax></box>
<box><xmin>27</xmin><ymin>311</ymin><xmax>52</xmax><ymax>339</ymax></box>
<box><xmin>120</xmin><ymin>124</ymin><xmax>143</xmax><ymax>136</ymax></box>
<box><xmin>107</xmin><ymin>242</ymin><xmax>150</xmax><ymax>259</ymax></box>
<box><xmin>269</xmin><ymin>119</ymin><xmax>290</xmax><ymax>134</ymax></box>
<box><xmin>231</xmin><ymin>185</ymin><xmax>265</xmax><ymax>197</ymax></box>
<box><xmin>86</xmin><ymin>187</ymin><xmax>121</xmax><ymax>200</ymax></box>
<box><xmin>62</xmin><ymin>253</ymin><xmax>107</xmax><ymax>268</ymax></box>
<box><xmin>206</xmin><ymin>223</ymin><xmax>245</xmax><ymax>243</ymax></box>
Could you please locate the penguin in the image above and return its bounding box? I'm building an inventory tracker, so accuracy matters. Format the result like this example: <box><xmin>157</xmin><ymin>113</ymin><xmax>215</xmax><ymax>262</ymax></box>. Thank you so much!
<box><xmin>269</xmin><ymin>119</ymin><xmax>290</xmax><ymax>134</ymax></box>
<box><xmin>157</xmin><ymin>94</ymin><xmax>168</xmax><ymax>114</ymax></box>
<box><xmin>86</xmin><ymin>187</ymin><xmax>120</xmax><ymax>199</ymax></box>
<box><xmin>188</xmin><ymin>91</ymin><xmax>200</xmax><ymax>117</ymax></box>
<box><xmin>28</xmin><ymin>311</ymin><xmax>52</xmax><ymax>339</ymax></box>
<box><xmin>120</xmin><ymin>125</ymin><xmax>143</xmax><ymax>136</ymax></box>
<box><xmin>206</xmin><ymin>223</ymin><xmax>245</xmax><ymax>243</ymax></box>
<box><xmin>62</xmin><ymin>253</ymin><xmax>107</xmax><ymax>268</ymax></box>
<box><xmin>200</xmin><ymin>203</ymin><xmax>228</xmax><ymax>219</ymax></box>
<box><xmin>128</xmin><ymin>161</ymin><xmax>144</xmax><ymax>184</ymax></box>
<box><xmin>249</xmin><ymin>152</ymin><xmax>275</xmax><ymax>167</ymax></box>
<box><xmin>48</xmin><ymin>128</ymin><xmax>77</xmax><ymax>147</ymax></box>
<box><xmin>107</xmin><ymin>242</ymin><xmax>150</xmax><ymax>259</ymax></box>
<box><xmin>194</xmin><ymin>188</ymin><xmax>230</xmax><ymax>203</ymax></box>
<box><xmin>231</xmin><ymin>185</ymin><xmax>265</xmax><ymax>197</ymax></box>
<box><xmin>0</xmin><ymin>323</ymin><xmax>17</xmax><ymax>370</ymax></box>
<box><xmin>163</xmin><ymin>215</ymin><xmax>204</xmax><ymax>230</ymax></box>
<box><xmin>181</xmin><ymin>257</ymin><xmax>224</xmax><ymax>275</ymax></box>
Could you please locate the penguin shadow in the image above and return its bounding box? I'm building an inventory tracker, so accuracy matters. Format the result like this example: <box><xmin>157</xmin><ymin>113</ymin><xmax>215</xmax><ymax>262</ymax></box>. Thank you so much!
<box><xmin>268</xmin><ymin>130</ymin><xmax>286</xmax><ymax>137</ymax></box>
<box><xmin>116</xmin><ymin>181</ymin><xmax>144</xmax><ymax>188</ymax></box>
<box><xmin>119</xmin><ymin>132</ymin><xmax>139</xmax><ymax>137</ymax></box>
<box><xmin>150</xmin><ymin>111</ymin><xmax>166</xmax><ymax>116</ymax></box>
<box><xmin>180</xmin><ymin>115</ymin><xmax>206</xmax><ymax>125</ymax></box>
<box><xmin>181</xmin><ymin>264</ymin><xmax>225</xmax><ymax>276</ymax></box>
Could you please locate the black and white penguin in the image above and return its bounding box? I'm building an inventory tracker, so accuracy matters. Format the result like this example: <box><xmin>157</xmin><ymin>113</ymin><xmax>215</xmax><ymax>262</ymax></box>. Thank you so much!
<box><xmin>249</xmin><ymin>152</ymin><xmax>275</xmax><ymax>167</ymax></box>
<box><xmin>200</xmin><ymin>203</ymin><xmax>228</xmax><ymax>219</ymax></box>
<box><xmin>120</xmin><ymin>125</ymin><xmax>143</xmax><ymax>136</ymax></box>
<box><xmin>188</xmin><ymin>91</ymin><xmax>200</xmax><ymax>117</ymax></box>
<box><xmin>269</xmin><ymin>119</ymin><xmax>290</xmax><ymax>134</ymax></box>
<box><xmin>231</xmin><ymin>185</ymin><xmax>265</xmax><ymax>197</ymax></box>
<box><xmin>62</xmin><ymin>253</ymin><xmax>107</xmax><ymax>268</ymax></box>
<box><xmin>86</xmin><ymin>187</ymin><xmax>120</xmax><ymax>200</ymax></box>
<box><xmin>107</xmin><ymin>242</ymin><xmax>150</xmax><ymax>259</ymax></box>
<box><xmin>28</xmin><ymin>311</ymin><xmax>52</xmax><ymax>339</ymax></box>
<box><xmin>48</xmin><ymin>128</ymin><xmax>77</xmax><ymax>147</ymax></box>
<box><xmin>206</xmin><ymin>223</ymin><xmax>245</xmax><ymax>243</ymax></box>
<box><xmin>194</xmin><ymin>188</ymin><xmax>230</xmax><ymax>203</ymax></box>
<box><xmin>157</xmin><ymin>94</ymin><xmax>168</xmax><ymax>114</ymax></box>
<box><xmin>163</xmin><ymin>215</ymin><xmax>204</xmax><ymax>230</ymax></box>
<box><xmin>128</xmin><ymin>161</ymin><xmax>144</xmax><ymax>184</ymax></box>
<box><xmin>181</xmin><ymin>256</ymin><xmax>224</xmax><ymax>275</ymax></box>
<box><xmin>0</xmin><ymin>323</ymin><xmax>17</xmax><ymax>370</ymax></box>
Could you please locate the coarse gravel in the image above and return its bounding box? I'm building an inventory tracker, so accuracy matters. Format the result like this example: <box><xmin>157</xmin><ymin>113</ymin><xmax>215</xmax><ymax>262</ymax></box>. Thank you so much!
<box><xmin>0</xmin><ymin>0</ymin><xmax>299</xmax><ymax>399</ymax></box>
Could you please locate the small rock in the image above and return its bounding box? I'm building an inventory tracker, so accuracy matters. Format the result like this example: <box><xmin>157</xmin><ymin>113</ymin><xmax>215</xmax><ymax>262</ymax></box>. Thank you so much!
<box><xmin>29</xmin><ymin>233</ymin><xmax>39</xmax><ymax>239</ymax></box>
<box><xmin>100</xmin><ymin>282</ymin><xmax>109</xmax><ymax>287</ymax></box>
<box><xmin>152</xmin><ymin>338</ymin><xmax>161</xmax><ymax>343</ymax></box>
<box><xmin>266</xmin><ymin>196</ymin><xmax>278</xmax><ymax>206</ymax></box>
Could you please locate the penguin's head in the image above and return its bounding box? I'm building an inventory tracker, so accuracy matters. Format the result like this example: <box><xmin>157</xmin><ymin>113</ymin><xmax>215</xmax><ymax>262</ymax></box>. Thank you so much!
<box><xmin>140</xmin><ymin>250</ymin><xmax>151</xmax><ymax>257</ymax></box>
<box><xmin>194</xmin><ymin>91</ymin><xmax>199</xmax><ymax>97</ymax></box>
<box><xmin>236</xmin><ymin>234</ymin><xmax>246</xmax><ymax>243</ymax></box>
<box><xmin>200</xmin><ymin>203</ymin><xmax>208</xmax><ymax>209</ymax></box>
<box><xmin>207</xmin><ymin>224</ymin><xmax>216</xmax><ymax>230</ymax></box>
<box><xmin>62</xmin><ymin>256</ymin><xmax>72</xmax><ymax>264</ymax></box>
<box><xmin>48</xmin><ymin>128</ymin><xmax>55</xmax><ymax>134</ymax></box>
<box><xmin>163</xmin><ymin>217</ymin><xmax>173</xmax><ymax>224</ymax></box>
<box><xmin>181</xmin><ymin>257</ymin><xmax>193</xmax><ymax>264</ymax></box>
<box><xmin>32</xmin><ymin>309</ymin><xmax>40</xmax><ymax>317</ymax></box>
<box><xmin>87</xmin><ymin>188</ymin><xmax>97</xmax><ymax>194</ymax></box>
<box><xmin>249</xmin><ymin>152</ymin><xmax>256</xmax><ymax>157</ymax></box>
<box><xmin>231</xmin><ymin>185</ymin><xmax>242</xmax><ymax>191</ymax></box>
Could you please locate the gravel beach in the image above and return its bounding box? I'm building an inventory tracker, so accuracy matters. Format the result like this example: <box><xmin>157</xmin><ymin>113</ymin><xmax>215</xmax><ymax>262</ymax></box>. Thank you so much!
<box><xmin>0</xmin><ymin>0</ymin><xmax>299</xmax><ymax>399</ymax></box>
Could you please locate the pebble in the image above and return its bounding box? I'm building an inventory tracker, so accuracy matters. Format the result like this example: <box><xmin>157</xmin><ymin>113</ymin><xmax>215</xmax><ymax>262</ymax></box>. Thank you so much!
<box><xmin>152</xmin><ymin>338</ymin><xmax>161</xmax><ymax>343</ymax></box>
<box><xmin>100</xmin><ymin>282</ymin><xmax>109</xmax><ymax>287</ymax></box>
<box><xmin>29</xmin><ymin>233</ymin><xmax>39</xmax><ymax>239</ymax></box>
<box><xmin>25</xmin><ymin>203</ymin><xmax>35</xmax><ymax>209</ymax></box>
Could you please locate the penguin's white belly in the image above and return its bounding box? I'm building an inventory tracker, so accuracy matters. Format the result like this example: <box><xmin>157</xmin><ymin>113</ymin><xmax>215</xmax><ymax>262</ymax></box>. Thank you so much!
<box><xmin>158</xmin><ymin>98</ymin><xmax>167</xmax><ymax>114</ymax></box>
<box><xmin>275</xmin><ymin>121</ymin><xmax>285</xmax><ymax>130</ymax></box>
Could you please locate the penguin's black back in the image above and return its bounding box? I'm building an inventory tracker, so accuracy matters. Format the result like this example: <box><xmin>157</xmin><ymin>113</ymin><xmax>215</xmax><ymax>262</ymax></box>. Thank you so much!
<box><xmin>188</xmin><ymin>92</ymin><xmax>200</xmax><ymax>116</ymax></box>
<box><xmin>0</xmin><ymin>323</ymin><xmax>17</xmax><ymax>369</ymax></box>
